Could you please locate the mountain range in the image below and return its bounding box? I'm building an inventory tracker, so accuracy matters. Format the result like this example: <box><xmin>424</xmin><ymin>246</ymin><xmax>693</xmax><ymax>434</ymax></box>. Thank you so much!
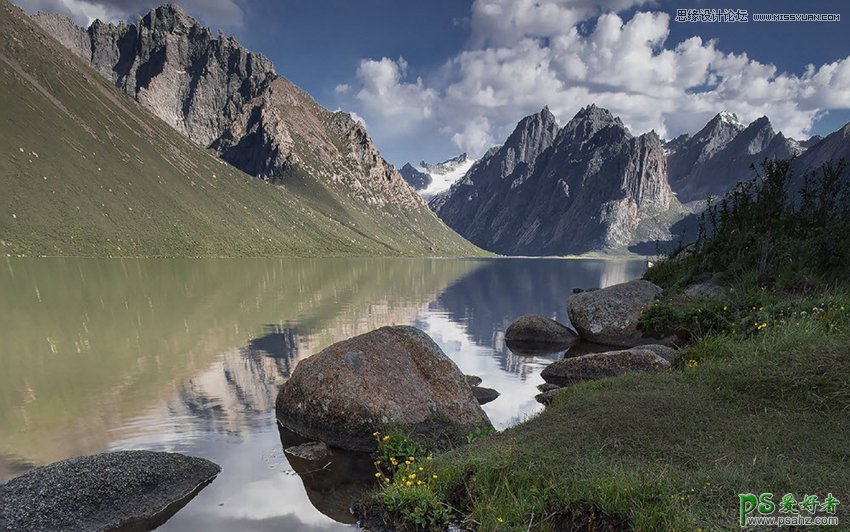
<box><xmin>0</xmin><ymin>1</ymin><xmax>480</xmax><ymax>257</ymax></box>
<box><xmin>4</xmin><ymin>0</ymin><xmax>848</xmax><ymax>258</ymax></box>
<box><xmin>431</xmin><ymin>105</ymin><xmax>850</xmax><ymax>255</ymax></box>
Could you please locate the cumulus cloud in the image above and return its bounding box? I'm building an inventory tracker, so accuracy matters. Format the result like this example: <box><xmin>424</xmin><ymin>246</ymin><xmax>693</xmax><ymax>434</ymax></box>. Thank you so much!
<box><xmin>12</xmin><ymin>0</ymin><xmax>244</xmax><ymax>29</ymax></box>
<box><xmin>343</xmin><ymin>0</ymin><xmax>850</xmax><ymax>158</ymax></box>
<box><xmin>354</xmin><ymin>56</ymin><xmax>438</xmax><ymax>134</ymax></box>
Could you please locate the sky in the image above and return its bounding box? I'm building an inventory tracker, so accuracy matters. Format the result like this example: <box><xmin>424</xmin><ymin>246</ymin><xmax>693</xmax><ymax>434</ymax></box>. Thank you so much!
<box><xmin>12</xmin><ymin>0</ymin><xmax>850</xmax><ymax>166</ymax></box>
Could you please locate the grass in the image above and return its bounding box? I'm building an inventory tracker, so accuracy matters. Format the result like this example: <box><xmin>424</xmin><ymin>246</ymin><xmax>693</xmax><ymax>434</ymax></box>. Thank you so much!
<box><xmin>0</xmin><ymin>0</ymin><xmax>482</xmax><ymax>258</ymax></box>
<box><xmin>361</xmin><ymin>159</ymin><xmax>850</xmax><ymax>530</ymax></box>
<box><xmin>368</xmin><ymin>310</ymin><xmax>849</xmax><ymax>531</ymax></box>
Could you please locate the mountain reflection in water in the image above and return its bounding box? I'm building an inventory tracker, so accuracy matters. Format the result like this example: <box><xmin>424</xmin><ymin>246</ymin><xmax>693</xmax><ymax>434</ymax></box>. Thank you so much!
<box><xmin>0</xmin><ymin>257</ymin><xmax>644</xmax><ymax>529</ymax></box>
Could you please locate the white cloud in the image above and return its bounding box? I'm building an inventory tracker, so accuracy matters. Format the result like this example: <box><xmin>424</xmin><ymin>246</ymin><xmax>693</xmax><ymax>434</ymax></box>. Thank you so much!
<box><xmin>340</xmin><ymin>0</ymin><xmax>850</xmax><ymax>159</ymax></box>
<box><xmin>354</xmin><ymin>56</ymin><xmax>438</xmax><ymax>134</ymax></box>
<box><xmin>334</xmin><ymin>83</ymin><xmax>350</xmax><ymax>94</ymax></box>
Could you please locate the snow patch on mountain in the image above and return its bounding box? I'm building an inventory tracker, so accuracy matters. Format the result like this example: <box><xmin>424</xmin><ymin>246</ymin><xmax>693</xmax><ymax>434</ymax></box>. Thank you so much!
<box><xmin>408</xmin><ymin>153</ymin><xmax>477</xmax><ymax>199</ymax></box>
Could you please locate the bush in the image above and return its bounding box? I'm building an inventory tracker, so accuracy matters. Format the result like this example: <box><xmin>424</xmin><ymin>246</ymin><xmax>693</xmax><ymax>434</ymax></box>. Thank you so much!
<box><xmin>646</xmin><ymin>159</ymin><xmax>850</xmax><ymax>290</ymax></box>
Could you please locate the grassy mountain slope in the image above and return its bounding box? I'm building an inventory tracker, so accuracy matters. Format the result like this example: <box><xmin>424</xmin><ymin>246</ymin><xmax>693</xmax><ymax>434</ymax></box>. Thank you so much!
<box><xmin>0</xmin><ymin>1</ymin><xmax>481</xmax><ymax>257</ymax></box>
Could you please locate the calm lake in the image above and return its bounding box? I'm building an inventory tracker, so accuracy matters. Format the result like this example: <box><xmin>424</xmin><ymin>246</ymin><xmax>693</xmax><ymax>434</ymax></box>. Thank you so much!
<box><xmin>0</xmin><ymin>257</ymin><xmax>645</xmax><ymax>530</ymax></box>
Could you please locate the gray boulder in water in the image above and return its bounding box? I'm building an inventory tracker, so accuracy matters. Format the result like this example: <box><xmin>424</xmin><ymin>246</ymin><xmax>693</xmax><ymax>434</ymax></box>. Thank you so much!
<box><xmin>567</xmin><ymin>279</ymin><xmax>665</xmax><ymax>347</ymax></box>
<box><xmin>541</xmin><ymin>346</ymin><xmax>673</xmax><ymax>386</ymax></box>
<box><xmin>0</xmin><ymin>450</ymin><xmax>220</xmax><ymax>531</ymax></box>
<box><xmin>505</xmin><ymin>315</ymin><xmax>579</xmax><ymax>351</ymax></box>
<box><xmin>276</xmin><ymin>326</ymin><xmax>492</xmax><ymax>451</ymax></box>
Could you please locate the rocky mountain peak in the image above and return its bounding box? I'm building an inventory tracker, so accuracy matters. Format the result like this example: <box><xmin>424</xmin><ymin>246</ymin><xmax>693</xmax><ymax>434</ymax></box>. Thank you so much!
<box><xmin>735</xmin><ymin>116</ymin><xmax>775</xmax><ymax>154</ymax></box>
<box><xmin>693</xmin><ymin>112</ymin><xmax>745</xmax><ymax>145</ymax></box>
<box><xmin>563</xmin><ymin>104</ymin><xmax>627</xmax><ymax>138</ymax></box>
<box><xmin>495</xmin><ymin>107</ymin><xmax>560</xmax><ymax>175</ymax></box>
<box><xmin>505</xmin><ymin>106</ymin><xmax>558</xmax><ymax>147</ymax></box>
<box><xmin>31</xmin><ymin>2</ymin><xmax>445</xmax><ymax>215</ymax></box>
<box><xmin>144</xmin><ymin>3</ymin><xmax>195</xmax><ymax>30</ymax></box>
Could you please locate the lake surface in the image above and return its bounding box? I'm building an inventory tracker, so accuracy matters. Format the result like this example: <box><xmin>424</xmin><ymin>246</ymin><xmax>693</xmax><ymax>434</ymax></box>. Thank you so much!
<box><xmin>0</xmin><ymin>257</ymin><xmax>645</xmax><ymax>530</ymax></box>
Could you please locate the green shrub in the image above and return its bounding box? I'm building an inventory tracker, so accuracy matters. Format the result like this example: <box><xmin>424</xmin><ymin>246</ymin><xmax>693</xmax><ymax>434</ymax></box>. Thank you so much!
<box><xmin>646</xmin><ymin>159</ymin><xmax>850</xmax><ymax>290</ymax></box>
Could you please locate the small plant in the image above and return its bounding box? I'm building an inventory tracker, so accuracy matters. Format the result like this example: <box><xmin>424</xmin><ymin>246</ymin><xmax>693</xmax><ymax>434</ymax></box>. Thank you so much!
<box><xmin>370</xmin><ymin>430</ymin><xmax>453</xmax><ymax>529</ymax></box>
<box><xmin>373</xmin><ymin>429</ymin><xmax>426</xmax><ymax>468</ymax></box>
<box><xmin>465</xmin><ymin>425</ymin><xmax>495</xmax><ymax>444</ymax></box>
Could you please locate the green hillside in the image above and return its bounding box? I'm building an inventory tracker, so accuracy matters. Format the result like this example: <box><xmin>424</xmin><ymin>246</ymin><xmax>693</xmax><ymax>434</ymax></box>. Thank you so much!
<box><xmin>0</xmin><ymin>1</ymin><xmax>482</xmax><ymax>257</ymax></box>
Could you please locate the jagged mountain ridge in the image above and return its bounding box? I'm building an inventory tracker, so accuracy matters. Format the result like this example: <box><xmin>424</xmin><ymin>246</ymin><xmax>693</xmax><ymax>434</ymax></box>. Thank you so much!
<box><xmin>432</xmin><ymin>105</ymin><xmax>683</xmax><ymax>255</ymax></box>
<box><xmin>666</xmin><ymin>112</ymin><xmax>802</xmax><ymax>202</ymax></box>
<box><xmin>0</xmin><ymin>0</ymin><xmax>479</xmax><ymax>257</ymax></box>
<box><xmin>30</xmin><ymin>4</ymin><xmax>458</xmax><ymax>219</ymax></box>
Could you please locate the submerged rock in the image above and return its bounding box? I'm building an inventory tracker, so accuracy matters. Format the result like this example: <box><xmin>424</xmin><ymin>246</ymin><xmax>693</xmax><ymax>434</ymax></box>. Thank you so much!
<box><xmin>284</xmin><ymin>441</ymin><xmax>329</xmax><ymax>461</ymax></box>
<box><xmin>537</xmin><ymin>383</ymin><xmax>562</xmax><ymax>393</ymax></box>
<box><xmin>276</xmin><ymin>326</ymin><xmax>492</xmax><ymax>451</ymax></box>
<box><xmin>505</xmin><ymin>314</ymin><xmax>579</xmax><ymax>352</ymax></box>
<box><xmin>0</xmin><ymin>450</ymin><xmax>220</xmax><ymax>531</ymax></box>
<box><xmin>567</xmin><ymin>280</ymin><xmax>664</xmax><ymax>347</ymax></box>
<box><xmin>279</xmin><ymin>427</ymin><xmax>372</xmax><ymax>525</ymax></box>
<box><xmin>472</xmin><ymin>386</ymin><xmax>500</xmax><ymax>405</ymax></box>
<box><xmin>541</xmin><ymin>347</ymin><xmax>672</xmax><ymax>386</ymax></box>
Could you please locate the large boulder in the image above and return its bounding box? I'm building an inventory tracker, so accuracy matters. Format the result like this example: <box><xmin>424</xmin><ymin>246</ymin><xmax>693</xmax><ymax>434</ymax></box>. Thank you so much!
<box><xmin>541</xmin><ymin>347</ymin><xmax>672</xmax><ymax>386</ymax></box>
<box><xmin>0</xmin><ymin>451</ymin><xmax>220</xmax><ymax>531</ymax></box>
<box><xmin>504</xmin><ymin>315</ymin><xmax>579</xmax><ymax>353</ymax></box>
<box><xmin>567</xmin><ymin>279</ymin><xmax>664</xmax><ymax>346</ymax></box>
<box><xmin>276</xmin><ymin>326</ymin><xmax>492</xmax><ymax>451</ymax></box>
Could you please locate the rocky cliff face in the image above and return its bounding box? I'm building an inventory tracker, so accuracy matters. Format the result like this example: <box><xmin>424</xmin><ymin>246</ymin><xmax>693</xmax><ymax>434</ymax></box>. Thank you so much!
<box><xmin>32</xmin><ymin>4</ymin><xmax>430</xmax><ymax>212</ymax></box>
<box><xmin>666</xmin><ymin>112</ymin><xmax>802</xmax><ymax>202</ymax></box>
<box><xmin>790</xmin><ymin>123</ymin><xmax>850</xmax><ymax>190</ymax></box>
<box><xmin>433</xmin><ymin>105</ymin><xmax>681</xmax><ymax>255</ymax></box>
<box><xmin>399</xmin><ymin>163</ymin><xmax>431</xmax><ymax>190</ymax></box>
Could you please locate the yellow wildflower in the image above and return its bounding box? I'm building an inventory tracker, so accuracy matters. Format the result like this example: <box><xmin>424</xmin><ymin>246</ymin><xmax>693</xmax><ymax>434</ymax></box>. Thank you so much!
<box><xmin>417</xmin><ymin>480</ymin><xmax>423</xmax><ymax>485</ymax></box>
<box><xmin>374</xmin><ymin>460</ymin><xmax>381</xmax><ymax>466</ymax></box>
<box><xmin>418</xmin><ymin>466</ymin><xmax>424</xmax><ymax>471</ymax></box>
<box><xmin>382</xmin><ymin>435</ymin><xmax>390</xmax><ymax>441</ymax></box>
<box><xmin>409</xmin><ymin>473</ymin><xmax>416</xmax><ymax>479</ymax></box>
<box><xmin>384</xmin><ymin>477</ymin><xmax>390</xmax><ymax>483</ymax></box>
<box><xmin>375</xmin><ymin>472</ymin><xmax>382</xmax><ymax>478</ymax></box>
<box><xmin>408</xmin><ymin>456</ymin><xmax>415</xmax><ymax>461</ymax></box>
<box><xmin>405</xmin><ymin>481</ymin><xmax>412</xmax><ymax>487</ymax></box>
<box><xmin>372</xmin><ymin>431</ymin><xmax>380</xmax><ymax>437</ymax></box>
<box><xmin>432</xmin><ymin>474</ymin><xmax>438</xmax><ymax>479</ymax></box>
<box><xmin>497</xmin><ymin>517</ymin><xmax>504</xmax><ymax>523</ymax></box>
<box><xmin>426</xmin><ymin>456</ymin><xmax>432</xmax><ymax>461</ymax></box>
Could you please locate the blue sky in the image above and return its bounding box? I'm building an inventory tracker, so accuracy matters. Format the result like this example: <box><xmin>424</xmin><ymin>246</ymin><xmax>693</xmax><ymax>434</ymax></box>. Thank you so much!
<box><xmin>14</xmin><ymin>0</ymin><xmax>850</xmax><ymax>166</ymax></box>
